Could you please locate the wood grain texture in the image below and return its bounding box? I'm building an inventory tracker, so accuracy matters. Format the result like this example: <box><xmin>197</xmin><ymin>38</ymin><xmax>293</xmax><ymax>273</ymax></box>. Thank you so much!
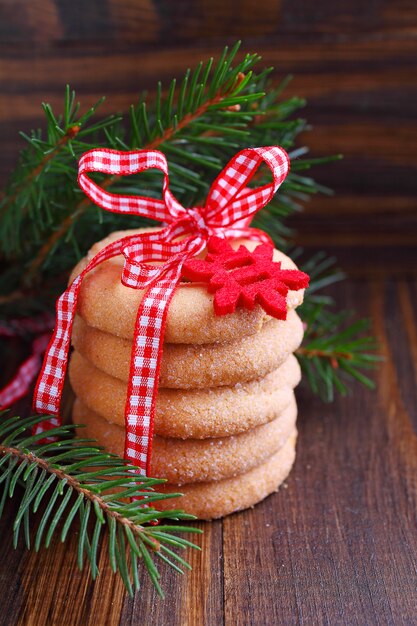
<box><xmin>1</xmin><ymin>275</ymin><xmax>416</xmax><ymax>625</ymax></box>
<box><xmin>1</xmin><ymin>0</ymin><xmax>417</xmax><ymax>252</ymax></box>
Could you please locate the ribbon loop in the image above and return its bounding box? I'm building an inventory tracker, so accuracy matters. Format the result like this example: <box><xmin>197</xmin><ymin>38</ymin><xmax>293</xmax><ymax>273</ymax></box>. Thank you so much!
<box><xmin>78</xmin><ymin>148</ymin><xmax>182</xmax><ymax>222</ymax></box>
<box><xmin>204</xmin><ymin>146</ymin><xmax>289</xmax><ymax>227</ymax></box>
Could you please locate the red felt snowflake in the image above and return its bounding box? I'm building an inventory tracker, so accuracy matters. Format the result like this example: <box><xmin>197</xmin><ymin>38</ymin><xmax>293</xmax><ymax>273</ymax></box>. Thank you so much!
<box><xmin>182</xmin><ymin>236</ymin><xmax>309</xmax><ymax>320</ymax></box>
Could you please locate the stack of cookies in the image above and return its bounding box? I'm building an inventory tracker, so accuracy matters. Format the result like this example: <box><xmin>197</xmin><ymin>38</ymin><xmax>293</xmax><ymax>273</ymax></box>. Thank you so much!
<box><xmin>69</xmin><ymin>228</ymin><xmax>306</xmax><ymax>520</ymax></box>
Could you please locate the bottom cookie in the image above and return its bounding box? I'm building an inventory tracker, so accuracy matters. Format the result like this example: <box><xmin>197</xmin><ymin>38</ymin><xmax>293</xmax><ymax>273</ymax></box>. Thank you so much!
<box><xmin>155</xmin><ymin>431</ymin><xmax>297</xmax><ymax>520</ymax></box>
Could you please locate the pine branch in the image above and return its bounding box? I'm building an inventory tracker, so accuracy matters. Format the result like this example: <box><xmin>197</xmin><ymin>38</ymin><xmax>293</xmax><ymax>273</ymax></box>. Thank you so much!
<box><xmin>296</xmin><ymin>303</ymin><xmax>380</xmax><ymax>401</ymax></box>
<box><xmin>0</xmin><ymin>123</ymin><xmax>80</xmax><ymax>218</ymax></box>
<box><xmin>26</xmin><ymin>68</ymin><xmax>251</xmax><ymax>283</ymax></box>
<box><xmin>0</xmin><ymin>42</ymin><xmax>332</xmax><ymax>306</ymax></box>
<box><xmin>0</xmin><ymin>412</ymin><xmax>201</xmax><ymax>597</ymax></box>
<box><xmin>0</xmin><ymin>42</ymin><xmax>377</xmax><ymax>402</ymax></box>
<box><xmin>289</xmin><ymin>250</ymin><xmax>379</xmax><ymax>400</ymax></box>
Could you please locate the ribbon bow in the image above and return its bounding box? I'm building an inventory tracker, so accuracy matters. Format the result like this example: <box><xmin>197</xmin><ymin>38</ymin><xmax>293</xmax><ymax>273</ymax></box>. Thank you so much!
<box><xmin>34</xmin><ymin>146</ymin><xmax>290</xmax><ymax>475</ymax></box>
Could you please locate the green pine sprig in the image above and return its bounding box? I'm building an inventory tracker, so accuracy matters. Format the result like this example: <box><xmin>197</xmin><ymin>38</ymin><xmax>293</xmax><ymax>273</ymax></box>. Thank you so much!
<box><xmin>0</xmin><ymin>41</ymin><xmax>375</xmax><ymax>401</ymax></box>
<box><xmin>295</xmin><ymin>251</ymin><xmax>379</xmax><ymax>400</ymax></box>
<box><xmin>297</xmin><ymin>305</ymin><xmax>379</xmax><ymax>402</ymax></box>
<box><xmin>0</xmin><ymin>43</ymin><xmax>340</xmax><ymax>304</ymax></box>
<box><xmin>0</xmin><ymin>412</ymin><xmax>201</xmax><ymax>597</ymax></box>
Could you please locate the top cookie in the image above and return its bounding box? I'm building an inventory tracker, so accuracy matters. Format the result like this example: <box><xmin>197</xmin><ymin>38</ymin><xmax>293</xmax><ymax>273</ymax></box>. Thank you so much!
<box><xmin>71</xmin><ymin>227</ymin><xmax>305</xmax><ymax>344</ymax></box>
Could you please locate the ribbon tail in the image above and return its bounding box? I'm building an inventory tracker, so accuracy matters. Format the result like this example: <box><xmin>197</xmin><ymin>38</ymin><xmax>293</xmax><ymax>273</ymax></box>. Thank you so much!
<box><xmin>32</xmin><ymin>275</ymin><xmax>83</xmax><ymax>441</ymax></box>
<box><xmin>0</xmin><ymin>333</ymin><xmax>50</xmax><ymax>410</ymax></box>
<box><xmin>124</xmin><ymin>262</ymin><xmax>184</xmax><ymax>477</ymax></box>
<box><xmin>33</xmin><ymin>236</ymin><xmax>139</xmax><ymax>425</ymax></box>
<box><xmin>33</xmin><ymin>276</ymin><xmax>81</xmax><ymax>417</ymax></box>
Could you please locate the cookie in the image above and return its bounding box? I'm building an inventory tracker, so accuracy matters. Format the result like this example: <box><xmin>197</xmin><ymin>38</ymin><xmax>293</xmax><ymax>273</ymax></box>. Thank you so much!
<box><xmin>71</xmin><ymin>228</ymin><xmax>305</xmax><ymax>344</ymax></box>
<box><xmin>69</xmin><ymin>350</ymin><xmax>301</xmax><ymax>438</ymax></box>
<box><xmin>71</xmin><ymin>309</ymin><xmax>303</xmax><ymax>389</ymax></box>
<box><xmin>155</xmin><ymin>432</ymin><xmax>297</xmax><ymax>520</ymax></box>
<box><xmin>73</xmin><ymin>396</ymin><xmax>297</xmax><ymax>484</ymax></box>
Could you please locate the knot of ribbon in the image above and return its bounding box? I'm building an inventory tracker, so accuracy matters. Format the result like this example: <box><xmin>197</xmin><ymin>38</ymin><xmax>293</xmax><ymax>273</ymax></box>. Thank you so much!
<box><xmin>34</xmin><ymin>145</ymin><xmax>290</xmax><ymax>475</ymax></box>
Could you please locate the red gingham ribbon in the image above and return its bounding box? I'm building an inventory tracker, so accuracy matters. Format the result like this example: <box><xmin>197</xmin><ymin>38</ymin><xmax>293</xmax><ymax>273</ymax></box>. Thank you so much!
<box><xmin>33</xmin><ymin>146</ymin><xmax>290</xmax><ymax>476</ymax></box>
<box><xmin>0</xmin><ymin>314</ymin><xmax>53</xmax><ymax>410</ymax></box>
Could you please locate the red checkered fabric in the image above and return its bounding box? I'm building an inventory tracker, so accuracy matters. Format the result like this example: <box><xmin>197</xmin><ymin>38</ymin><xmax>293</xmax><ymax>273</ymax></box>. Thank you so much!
<box><xmin>0</xmin><ymin>315</ymin><xmax>52</xmax><ymax>410</ymax></box>
<box><xmin>33</xmin><ymin>146</ymin><xmax>290</xmax><ymax>475</ymax></box>
<box><xmin>0</xmin><ymin>313</ymin><xmax>54</xmax><ymax>338</ymax></box>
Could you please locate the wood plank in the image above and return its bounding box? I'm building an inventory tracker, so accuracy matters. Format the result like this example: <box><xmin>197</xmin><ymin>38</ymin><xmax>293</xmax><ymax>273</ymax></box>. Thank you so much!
<box><xmin>19</xmin><ymin>534</ymin><xmax>124</xmax><ymax>626</ymax></box>
<box><xmin>2</xmin><ymin>42</ymin><xmax>416</xmax><ymax>101</ymax></box>
<box><xmin>301</xmin><ymin>196</ymin><xmax>417</xmax><ymax>217</ymax></box>
<box><xmin>0</xmin><ymin>504</ymin><xmax>29</xmax><ymax>626</ymax></box>
<box><xmin>2</xmin><ymin>0</ymin><xmax>417</xmax><ymax>43</ymax></box>
<box><xmin>294</xmin><ymin>232</ymin><xmax>417</xmax><ymax>247</ymax></box>
<box><xmin>120</xmin><ymin>521</ymin><xmax>223</xmax><ymax>626</ymax></box>
<box><xmin>221</xmin><ymin>278</ymin><xmax>417</xmax><ymax>625</ymax></box>
<box><xmin>0</xmin><ymin>501</ymin><xmax>217</xmax><ymax>625</ymax></box>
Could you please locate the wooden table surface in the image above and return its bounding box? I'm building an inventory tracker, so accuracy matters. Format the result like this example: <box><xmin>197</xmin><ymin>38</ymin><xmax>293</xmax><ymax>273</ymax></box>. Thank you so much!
<box><xmin>1</xmin><ymin>268</ymin><xmax>416</xmax><ymax>626</ymax></box>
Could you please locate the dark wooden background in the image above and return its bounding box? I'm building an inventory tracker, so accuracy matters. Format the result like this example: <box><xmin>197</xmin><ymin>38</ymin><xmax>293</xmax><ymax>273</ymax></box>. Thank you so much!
<box><xmin>1</xmin><ymin>2</ymin><xmax>417</xmax><ymax>625</ymax></box>
<box><xmin>1</xmin><ymin>0</ymin><xmax>417</xmax><ymax>267</ymax></box>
